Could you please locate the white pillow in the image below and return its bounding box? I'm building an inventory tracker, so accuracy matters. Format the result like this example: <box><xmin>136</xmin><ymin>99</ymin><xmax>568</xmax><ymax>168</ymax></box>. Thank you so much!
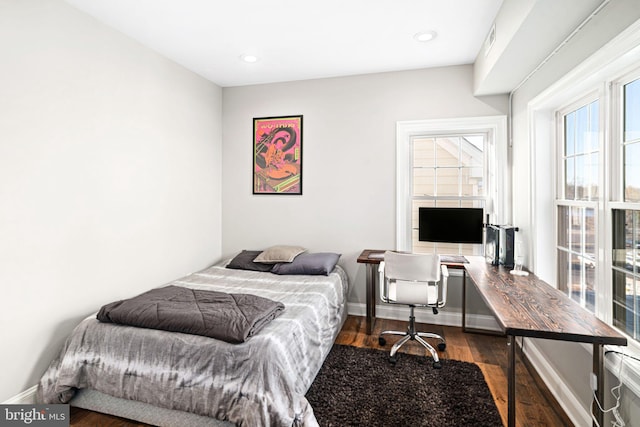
<box><xmin>253</xmin><ymin>245</ymin><xmax>307</xmax><ymax>263</ymax></box>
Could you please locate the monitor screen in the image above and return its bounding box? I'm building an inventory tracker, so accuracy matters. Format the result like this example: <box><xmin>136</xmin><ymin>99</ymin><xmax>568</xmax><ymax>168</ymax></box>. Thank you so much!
<box><xmin>418</xmin><ymin>207</ymin><xmax>484</xmax><ymax>244</ymax></box>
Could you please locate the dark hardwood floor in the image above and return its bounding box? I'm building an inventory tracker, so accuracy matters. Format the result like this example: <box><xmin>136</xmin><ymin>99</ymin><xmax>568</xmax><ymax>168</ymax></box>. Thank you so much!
<box><xmin>70</xmin><ymin>315</ymin><xmax>571</xmax><ymax>427</ymax></box>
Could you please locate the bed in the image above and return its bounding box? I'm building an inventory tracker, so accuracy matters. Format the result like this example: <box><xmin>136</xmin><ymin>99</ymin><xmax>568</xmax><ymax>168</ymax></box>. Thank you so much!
<box><xmin>37</xmin><ymin>251</ymin><xmax>349</xmax><ymax>427</ymax></box>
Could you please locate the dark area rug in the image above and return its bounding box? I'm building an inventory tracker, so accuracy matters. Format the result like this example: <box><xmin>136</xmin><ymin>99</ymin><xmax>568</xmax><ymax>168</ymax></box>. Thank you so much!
<box><xmin>306</xmin><ymin>344</ymin><xmax>502</xmax><ymax>427</ymax></box>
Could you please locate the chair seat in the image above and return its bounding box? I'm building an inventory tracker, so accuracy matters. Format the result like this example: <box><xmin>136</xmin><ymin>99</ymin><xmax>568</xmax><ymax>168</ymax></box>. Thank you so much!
<box><xmin>387</xmin><ymin>280</ymin><xmax>438</xmax><ymax>305</ymax></box>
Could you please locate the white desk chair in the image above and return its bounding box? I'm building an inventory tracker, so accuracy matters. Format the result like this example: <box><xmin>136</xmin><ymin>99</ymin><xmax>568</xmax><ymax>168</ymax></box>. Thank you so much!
<box><xmin>378</xmin><ymin>251</ymin><xmax>449</xmax><ymax>368</ymax></box>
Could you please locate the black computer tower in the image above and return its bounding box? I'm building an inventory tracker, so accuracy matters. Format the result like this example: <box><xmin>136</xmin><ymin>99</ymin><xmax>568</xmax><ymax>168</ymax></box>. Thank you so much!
<box><xmin>485</xmin><ymin>225</ymin><xmax>500</xmax><ymax>266</ymax></box>
<box><xmin>485</xmin><ymin>224</ymin><xmax>517</xmax><ymax>268</ymax></box>
<box><xmin>499</xmin><ymin>226</ymin><xmax>517</xmax><ymax>268</ymax></box>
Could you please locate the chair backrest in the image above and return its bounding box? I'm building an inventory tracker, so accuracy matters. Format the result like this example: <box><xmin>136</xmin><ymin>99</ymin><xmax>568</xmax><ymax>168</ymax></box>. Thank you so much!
<box><xmin>380</xmin><ymin>251</ymin><xmax>447</xmax><ymax>307</ymax></box>
<box><xmin>383</xmin><ymin>251</ymin><xmax>440</xmax><ymax>282</ymax></box>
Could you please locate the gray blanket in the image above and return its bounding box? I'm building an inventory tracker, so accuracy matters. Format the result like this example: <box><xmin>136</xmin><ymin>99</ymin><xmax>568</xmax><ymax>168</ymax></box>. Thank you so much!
<box><xmin>97</xmin><ymin>285</ymin><xmax>284</xmax><ymax>343</ymax></box>
<box><xmin>37</xmin><ymin>264</ymin><xmax>349</xmax><ymax>426</ymax></box>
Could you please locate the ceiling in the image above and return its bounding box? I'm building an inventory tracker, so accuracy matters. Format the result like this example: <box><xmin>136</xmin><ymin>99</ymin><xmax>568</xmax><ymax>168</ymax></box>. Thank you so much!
<box><xmin>64</xmin><ymin>0</ymin><xmax>504</xmax><ymax>87</ymax></box>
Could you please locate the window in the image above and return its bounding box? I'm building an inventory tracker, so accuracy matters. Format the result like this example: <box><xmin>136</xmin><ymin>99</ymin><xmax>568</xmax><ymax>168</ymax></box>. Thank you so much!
<box><xmin>612</xmin><ymin>76</ymin><xmax>640</xmax><ymax>341</ymax></box>
<box><xmin>557</xmin><ymin>206</ymin><xmax>596</xmax><ymax>311</ymax></box>
<box><xmin>396</xmin><ymin>116</ymin><xmax>507</xmax><ymax>254</ymax></box>
<box><xmin>563</xmin><ymin>100</ymin><xmax>600</xmax><ymax>201</ymax></box>
<box><xmin>612</xmin><ymin>209</ymin><xmax>640</xmax><ymax>340</ymax></box>
<box><xmin>411</xmin><ymin>135</ymin><xmax>485</xmax><ymax>255</ymax></box>
<box><xmin>624</xmin><ymin>78</ymin><xmax>640</xmax><ymax>202</ymax></box>
<box><xmin>550</xmin><ymin>72</ymin><xmax>640</xmax><ymax>344</ymax></box>
<box><xmin>556</xmin><ymin>99</ymin><xmax>599</xmax><ymax>313</ymax></box>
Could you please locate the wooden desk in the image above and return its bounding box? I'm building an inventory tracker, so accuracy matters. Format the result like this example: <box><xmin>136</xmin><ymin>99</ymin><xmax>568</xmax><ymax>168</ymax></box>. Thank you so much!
<box><xmin>357</xmin><ymin>250</ymin><xmax>628</xmax><ymax>427</ymax></box>
<box><xmin>463</xmin><ymin>256</ymin><xmax>627</xmax><ymax>427</ymax></box>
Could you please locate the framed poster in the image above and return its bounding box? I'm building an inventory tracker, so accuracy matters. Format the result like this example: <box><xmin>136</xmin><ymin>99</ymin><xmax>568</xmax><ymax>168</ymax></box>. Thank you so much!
<box><xmin>253</xmin><ymin>115</ymin><xmax>303</xmax><ymax>195</ymax></box>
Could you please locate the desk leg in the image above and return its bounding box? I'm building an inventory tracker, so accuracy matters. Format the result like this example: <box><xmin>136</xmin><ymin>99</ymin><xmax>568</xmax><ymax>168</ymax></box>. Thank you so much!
<box><xmin>365</xmin><ymin>264</ymin><xmax>377</xmax><ymax>335</ymax></box>
<box><xmin>508</xmin><ymin>335</ymin><xmax>516</xmax><ymax>427</ymax></box>
<box><xmin>592</xmin><ymin>343</ymin><xmax>604</xmax><ymax>427</ymax></box>
<box><xmin>462</xmin><ymin>270</ymin><xmax>467</xmax><ymax>332</ymax></box>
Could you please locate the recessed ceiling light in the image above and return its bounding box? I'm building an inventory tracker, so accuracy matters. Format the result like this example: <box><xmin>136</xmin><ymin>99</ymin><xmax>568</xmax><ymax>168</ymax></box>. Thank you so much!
<box><xmin>240</xmin><ymin>54</ymin><xmax>259</xmax><ymax>63</ymax></box>
<box><xmin>414</xmin><ymin>31</ymin><xmax>437</xmax><ymax>42</ymax></box>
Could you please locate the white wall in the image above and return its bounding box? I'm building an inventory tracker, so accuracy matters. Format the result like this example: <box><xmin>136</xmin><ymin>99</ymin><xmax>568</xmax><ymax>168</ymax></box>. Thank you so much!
<box><xmin>221</xmin><ymin>65</ymin><xmax>507</xmax><ymax>306</ymax></box>
<box><xmin>509</xmin><ymin>1</ymin><xmax>640</xmax><ymax>424</ymax></box>
<box><xmin>0</xmin><ymin>0</ymin><xmax>222</xmax><ymax>402</ymax></box>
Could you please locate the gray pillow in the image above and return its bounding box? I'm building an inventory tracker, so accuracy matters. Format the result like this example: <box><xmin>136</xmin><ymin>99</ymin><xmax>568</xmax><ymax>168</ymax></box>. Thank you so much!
<box><xmin>226</xmin><ymin>250</ymin><xmax>274</xmax><ymax>272</ymax></box>
<box><xmin>271</xmin><ymin>253</ymin><xmax>341</xmax><ymax>276</ymax></box>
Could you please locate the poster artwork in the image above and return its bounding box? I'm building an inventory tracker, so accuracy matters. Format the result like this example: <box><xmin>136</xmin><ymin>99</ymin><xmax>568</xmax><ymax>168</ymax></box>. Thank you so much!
<box><xmin>253</xmin><ymin>115</ymin><xmax>303</xmax><ymax>194</ymax></box>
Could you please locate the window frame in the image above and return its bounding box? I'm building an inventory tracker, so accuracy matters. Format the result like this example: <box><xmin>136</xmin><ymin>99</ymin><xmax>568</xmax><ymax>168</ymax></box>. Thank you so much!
<box><xmin>550</xmin><ymin>75</ymin><xmax>640</xmax><ymax>324</ymax></box>
<box><xmin>609</xmin><ymin>69</ymin><xmax>640</xmax><ymax>342</ymax></box>
<box><xmin>615</xmin><ymin>69</ymin><xmax>640</xmax><ymax>204</ymax></box>
<box><xmin>556</xmin><ymin>95</ymin><xmax>601</xmax><ymax>202</ymax></box>
<box><xmin>396</xmin><ymin>116</ymin><xmax>507</xmax><ymax>252</ymax></box>
<box><xmin>555</xmin><ymin>94</ymin><xmax>603</xmax><ymax>314</ymax></box>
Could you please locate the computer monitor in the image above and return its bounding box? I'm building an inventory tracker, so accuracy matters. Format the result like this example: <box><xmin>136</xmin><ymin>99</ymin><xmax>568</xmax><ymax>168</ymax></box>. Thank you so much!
<box><xmin>418</xmin><ymin>207</ymin><xmax>484</xmax><ymax>244</ymax></box>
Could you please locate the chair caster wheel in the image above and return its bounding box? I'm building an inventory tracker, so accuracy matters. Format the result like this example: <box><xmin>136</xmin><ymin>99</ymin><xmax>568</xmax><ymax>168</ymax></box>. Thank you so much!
<box><xmin>389</xmin><ymin>356</ymin><xmax>397</xmax><ymax>365</ymax></box>
<box><xmin>433</xmin><ymin>361</ymin><xmax>442</xmax><ymax>369</ymax></box>
<box><xmin>378</xmin><ymin>337</ymin><xmax>386</xmax><ymax>346</ymax></box>
<box><xmin>438</xmin><ymin>343</ymin><xmax>446</xmax><ymax>351</ymax></box>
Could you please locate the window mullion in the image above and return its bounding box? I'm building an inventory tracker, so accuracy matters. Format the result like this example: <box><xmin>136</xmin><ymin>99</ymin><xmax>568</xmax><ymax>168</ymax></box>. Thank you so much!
<box><xmin>598</xmin><ymin>83</ymin><xmax>610</xmax><ymax>322</ymax></box>
<box><xmin>458</xmin><ymin>138</ymin><xmax>462</xmax><ymax>198</ymax></box>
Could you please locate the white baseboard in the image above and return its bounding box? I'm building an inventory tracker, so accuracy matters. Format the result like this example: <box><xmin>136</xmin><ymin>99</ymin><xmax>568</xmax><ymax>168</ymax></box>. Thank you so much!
<box><xmin>2</xmin><ymin>385</ymin><xmax>37</xmax><ymax>405</ymax></box>
<box><xmin>522</xmin><ymin>339</ymin><xmax>590</xmax><ymax>427</ymax></box>
<box><xmin>347</xmin><ymin>302</ymin><xmax>501</xmax><ymax>332</ymax></box>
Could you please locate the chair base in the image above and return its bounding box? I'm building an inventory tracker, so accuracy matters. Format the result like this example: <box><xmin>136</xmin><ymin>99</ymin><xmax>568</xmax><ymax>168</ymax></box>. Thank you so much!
<box><xmin>378</xmin><ymin>306</ymin><xmax>445</xmax><ymax>369</ymax></box>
